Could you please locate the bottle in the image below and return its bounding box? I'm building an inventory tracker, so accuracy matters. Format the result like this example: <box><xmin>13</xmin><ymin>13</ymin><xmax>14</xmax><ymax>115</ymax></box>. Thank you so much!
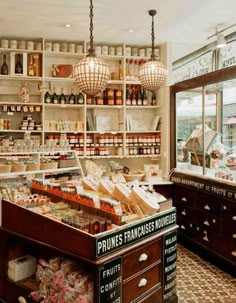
<box><xmin>142</xmin><ymin>88</ymin><xmax>148</xmax><ymax>106</ymax></box>
<box><xmin>68</xmin><ymin>88</ymin><xmax>76</xmax><ymax>104</ymax></box>
<box><xmin>136</xmin><ymin>86</ymin><xmax>142</xmax><ymax>106</ymax></box>
<box><xmin>28</xmin><ymin>55</ymin><xmax>34</xmax><ymax>76</ymax></box>
<box><xmin>77</xmin><ymin>92</ymin><xmax>84</xmax><ymax>104</ymax></box>
<box><xmin>131</xmin><ymin>85</ymin><xmax>136</xmax><ymax>106</ymax></box>
<box><xmin>152</xmin><ymin>92</ymin><xmax>157</xmax><ymax>106</ymax></box>
<box><xmin>126</xmin><ymin>59</ymin><xmax>130</xmax><ymax>80</ymax></box>
<box><xmin>45</xmin><ymin>90</ymin><xmax>51</xmax><ymax>103</ymax></box>
<box><xmin>15</xmin><ymin>54</ymin><xmax>23</xmax><ymax>74</ymax></box>
<box><xmin>118</xmin><ymin>60</ymin><xmax>123</xmax><ymax>80</ymax></box>
<box><xmin>126</xmin><ymin>86</ymin><xmax>131</xmax><ymax>105</ymax></box>
<box><xmin>59</xmin><ymin>88</ymin><xmax>66</xmax><ymax>104</ymax></box>
<box><xmin>52</xmin><ymin>87</ymin><xmax>58</xmax><ymax>104</ymax></box>
<box><xmin>1</xmin><ymin>54</ymin><xmax>8</xmax><ymax>75</ymax></box>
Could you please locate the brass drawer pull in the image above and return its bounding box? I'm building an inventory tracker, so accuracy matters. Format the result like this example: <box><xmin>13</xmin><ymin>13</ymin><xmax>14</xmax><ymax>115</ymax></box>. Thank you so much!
<box><xmin>181</xmin><ymin>197</ymin><xmax>187</xmax><ymax>202</ymax></box>
<box><xmin>181</xmin><ymin>209</ymin><xmax>187</xmax><ymax>216</ymax></box>
<box><xmin>232</xmin><ymin>216</ymin><xmax>236</xmax><ymax>221</ymax></box>
<box><xmin>232</xmin><ymin>251</ymin><xmax>236</xmax><ymax>257</ymax></box>
<box><xmin>232</xmin><ymin>234</ymin><xmax>236</xmax><ymax>239</ymax></box>
<box><xmin>223</xmin><ymin>205</ymin><xmax>227</xmax><ymax>210</ymax></box>
<box><xmin>139</xmin><ymin>253</ymin><xmax>148</xmax><ymax>262</ymax></box>
<box><xmin>180</xmin><ymin>225</ymin><xmax>186</xmax><ymax>230</ymax></box>
<box><xmin>204</xmin><ymin>220</ymin><xmax>210</xmax><ymax>226</ymax></box>
<box><xmin>204</xmin><ymin>204</ymin><xmax>211</xmax><ymax>211</ymax></box>
<box><xmin>138</xmin><ymin>278</ymin><xmax>147</xmax><ymax>288</ymax></box>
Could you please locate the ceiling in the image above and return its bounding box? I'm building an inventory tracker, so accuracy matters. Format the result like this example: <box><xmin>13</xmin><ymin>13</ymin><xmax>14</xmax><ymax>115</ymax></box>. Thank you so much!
<box><xmin>0</xmin><ymin>0</ymin><xmax>235</xmax><ymax>45</ymax></box>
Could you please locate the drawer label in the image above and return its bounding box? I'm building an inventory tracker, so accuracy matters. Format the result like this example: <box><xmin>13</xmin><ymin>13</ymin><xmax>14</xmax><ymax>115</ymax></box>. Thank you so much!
<box><xmin>171</xmin><ymin>174</ymin><xmax>236</xmax><ymax>200</ymax></box>
<box><xmin>96</xmin><ymin>208</ymin><xmax>176</xmax><ymax>258</ymax></box>
<box><xmin>163</xmin><ymin>230</ymin><xmax>177</xmax><ymax>302</ymax></box>
<box><xmin>98</xmin><ymin>257</ymin><xmax>122</xmax><ymax>303</ymax></box>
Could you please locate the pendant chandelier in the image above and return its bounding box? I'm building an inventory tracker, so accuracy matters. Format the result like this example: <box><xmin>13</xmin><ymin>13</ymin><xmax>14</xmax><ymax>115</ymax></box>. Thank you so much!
<box><xmin>139</xmin><ymin>10</ymin><xmax>167</xmax><ymax>92</ymax></box>
<box><xmin>74</xmin><ymin>0</ymin><xmax>109</xmax><ymax>96</ymax></box>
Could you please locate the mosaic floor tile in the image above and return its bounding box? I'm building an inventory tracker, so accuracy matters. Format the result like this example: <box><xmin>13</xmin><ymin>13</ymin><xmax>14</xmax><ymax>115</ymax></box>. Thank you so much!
<box><xmin>177</xmin><ymin>245</ymin><xmax>236</xmax><ymax>303</ymax></box>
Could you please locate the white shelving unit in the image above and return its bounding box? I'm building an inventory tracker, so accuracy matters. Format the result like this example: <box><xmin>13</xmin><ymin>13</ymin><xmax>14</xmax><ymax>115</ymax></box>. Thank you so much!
<box><xmin>0</xmin><ymin>37</ymin><xmax>166</xmax><ymax>173</ymax></box>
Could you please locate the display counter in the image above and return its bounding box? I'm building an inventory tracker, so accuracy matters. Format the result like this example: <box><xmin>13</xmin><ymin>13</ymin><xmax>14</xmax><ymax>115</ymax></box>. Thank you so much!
<box><xmin>170</xmin><ymin>169</ymin><xmax>236</xmax><ymax>276</ymax></box>
<box><xmin>0</xmin><ymin>195</ymin><xmax>178</xmax><ymax>303</ymax></box>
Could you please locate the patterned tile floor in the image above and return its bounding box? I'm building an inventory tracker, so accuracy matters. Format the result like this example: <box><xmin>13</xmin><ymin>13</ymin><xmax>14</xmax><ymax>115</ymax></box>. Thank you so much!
<box><xmin>177</xmin><ymin>245</ymin><xmax>236</xmax><ymax>303</ymax></box>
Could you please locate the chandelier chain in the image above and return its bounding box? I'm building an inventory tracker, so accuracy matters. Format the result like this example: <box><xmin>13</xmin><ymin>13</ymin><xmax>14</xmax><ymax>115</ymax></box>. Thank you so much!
<box><xmin>151</xmin><ymin>14</ymin><xmax>155</xmax><ymax>59</ymax></box>
<box><xmin>89</xmin><ymin>0</ymin><xmax>94</xmax><ymax>51</ymax></box>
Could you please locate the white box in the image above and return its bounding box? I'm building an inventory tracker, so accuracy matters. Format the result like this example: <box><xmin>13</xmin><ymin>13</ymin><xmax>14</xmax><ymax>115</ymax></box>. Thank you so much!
<box><xmin>8</xmin><ymin>255</ymin><xmax>37</xmax><ymax>282</ymax></box>
<box><xmin>10</xmin><ymin>52</ymin><xmax>28</xmax><ymax>76</ymax></box>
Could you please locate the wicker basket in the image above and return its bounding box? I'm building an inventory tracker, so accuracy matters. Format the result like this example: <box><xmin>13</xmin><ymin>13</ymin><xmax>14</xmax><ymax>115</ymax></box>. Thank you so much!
<box><xmin>40</xmin><ymin>162</ymin><xmax>58</xmax><ymax>170</ymax></box>
<box><xmin>58</xmin><ymin>158</ymin><xmax>77</xmax><ymax>168</ymax></box>
<box><xmin>26</xmin><ymin>163</ymin><xmax>40</xmax><ymax>171</ymax></box>
<box><xmin>123</xmin><ymin>173</ymin><xmax>144</xmax><ymax>182</ymax></box>
<box><xmin>0</xmin><ymin>164</ymin><xmax>12</xmax><ymax>173</ymax></box>
<box><xmin>11</xmin><ymin>163</ymin><xmax>27</xmax><ymax>172</ymax></box>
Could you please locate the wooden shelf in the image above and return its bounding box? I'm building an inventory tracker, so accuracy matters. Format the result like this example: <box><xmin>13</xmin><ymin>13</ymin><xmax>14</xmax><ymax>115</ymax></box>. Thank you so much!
<box><xmin>44</xmin><ymin>50</ymin><xmax>85</xmax><ymax>59</ymax></box>
<box><xmin>44</xmin><ymin>77</ymin><xmax>75</xmax><ymax>83</ymax></box>
<box><xmin>6</xmin><ymin>277</ymin><xmax>38</xmax><ymax>291</ymax></box>
<box><xmin>86</xmin><ymin>105</ymin><xmax>124</xmax><ymax>109</ymax></box>
<box><xmin>0</xmin><ymin>166</ymin><xmax>81</xmax><ymax>178</ymax></box>
<box><xmin>107</xmin><ymin>80</ymin><xmax>124</xmax><ymax>85</ymax></box>
<box><xmin>86</xmin><ymin>130</ymin><xmax>123</xmax><ymax>134</ymax></box>
<box><xmin>44</xmin><ymin>103</ymin><xmax>84</xmax><ymax>109</ymax></box>
<box><xmin>0</xmin><ymin>47</ymin><xmax>43</xmax><ymax>54</ymax></box>
<box><xmin>44</xmin><ymin>130</ymin><xmax>84</xmax><ymax>133</ymax></box>
<box><xmin>0</xmin><ymin>130</ymin><xmax>42</xmax><ymax>133</ymax></box>
<box><xmin>126</xmin><ymin>105</ymin><xmax>160</xmax><ymax>109</ymax></box>
<box><xmin>0</xmin><ymin>102</ymin><xmax>42</xmax><ymax>106</ymax></box>
<box><xmin>126</xmin><ymin>130</ymin><xmax>161</xmax><ymax>134</ymax></box>
<box><xmin>0</xmin><ymin>75</ymin><xmax>42</xmax><ymax>81</ymax></box>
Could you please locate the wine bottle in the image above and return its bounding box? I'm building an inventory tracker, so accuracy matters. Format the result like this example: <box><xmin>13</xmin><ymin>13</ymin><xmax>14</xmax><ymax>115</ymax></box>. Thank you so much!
<box><xmin>15</xmin><ymin>54</ymin><xmax>23</xmax><ymax>74</ymax></box>
<box><xmin>1</xmin><ymin>54</ymin><xmax>8</xmax><ymax>75</ymax></box>
<box><xmin>152</xmin><ymin>92</ymin><xmax>157</xmax><ymax>106</ymax></box>
<box><xmin>77</xmin><ymin>92</ymin><xmax>84</xmax><ymax>105</ymax></box>
<box><xmin>52</xmin><ymin>87</ymin><xmax>58</xmax><ymax>104</ymax></box>
<box><xmin>126</xmin><ymin>86</ymin><xmax>131</xmax><ymax>105</ymax></box>
<box><xmin>59</xmin><ymin>88</ymin><xmax>66</xmax><ymax>104</ymax></box>
<box><xmin>68</xmin><ymin>88</ymin><xmax>75</xmax><ymax>104</ymax></box>
<box><xmin>44</xmin><ymin>90</ymin><xmax>51</xmax><ymax>103</ymax></box>
<box><xmin>136</xmin><ymin>86</ymin><xmax>142</xmax><ymax>106</ymax></box>
<box><xmin>118</xmin><ymin>60</ymin><xmax>123</xmax><ymax>80</ymax></box>
<box><xmin>28</xmin><ymin>55</ymin><xmax>35</xmax><ymax>76</ymax></box>
<box><xmin>142</xmin><ymin>88</ymin><xmax>148</xmax><ymax>106</ymax></box>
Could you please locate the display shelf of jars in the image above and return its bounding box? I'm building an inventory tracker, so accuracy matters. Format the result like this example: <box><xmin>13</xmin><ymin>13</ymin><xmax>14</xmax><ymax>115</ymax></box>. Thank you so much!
<box><xmin>0</xmin><ymin>75</ymin><xmax>42</xmax><ymax>81</ymax></box>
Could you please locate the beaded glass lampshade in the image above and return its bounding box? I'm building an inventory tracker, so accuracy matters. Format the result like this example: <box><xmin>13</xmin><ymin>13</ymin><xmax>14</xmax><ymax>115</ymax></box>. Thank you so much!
<box><xmin>139</xmin><ymin>9</ymin><xmax>167</xmax><ymax>92</ymax></box>
<box><xmin>74</xmin><ymin>56</ymin><xmax>109</xmax><ymax>96</ymax></box>
<box><xmin>139</xmin><ymin>60</ymin><xmax>167</xmax><ymax>92</ymax></box>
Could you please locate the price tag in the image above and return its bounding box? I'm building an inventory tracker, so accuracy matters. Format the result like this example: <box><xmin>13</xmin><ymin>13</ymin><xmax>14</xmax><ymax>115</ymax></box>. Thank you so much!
<box><xmin>7</xmin><ymin>112</ymin><xmax>14</xmax><ymax>116</ymax></box>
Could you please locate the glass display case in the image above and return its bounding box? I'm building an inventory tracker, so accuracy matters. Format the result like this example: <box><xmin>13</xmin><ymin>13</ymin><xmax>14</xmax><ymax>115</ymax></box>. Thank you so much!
<box><xmin>170</xmin><ymin>66</ymin><xmax>236</xmax><ymax>183</ymax></box>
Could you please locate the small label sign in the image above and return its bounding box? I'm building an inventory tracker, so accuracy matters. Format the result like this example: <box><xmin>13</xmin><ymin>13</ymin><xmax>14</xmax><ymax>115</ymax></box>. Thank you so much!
<box><xmin>96</xmin><ymin>208</ymin><xmax>176</xmax><ymax>258</ymax></box>
<box><xmin>99</xmin><ymin>257</ymin><xmax>122</xmax><ymax>303</ymax></box>
<box><xmin>163</xmin><ymin>230</ymin><xmax>177</xmax><ymax>302</ymax></box>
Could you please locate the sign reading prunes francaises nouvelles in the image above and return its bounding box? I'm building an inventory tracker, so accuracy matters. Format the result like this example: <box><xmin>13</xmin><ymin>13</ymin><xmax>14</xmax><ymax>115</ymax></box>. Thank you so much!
<box><xmin>171</xmin><ymin>175</ymin><xmax>236</xmax><ymax>200</ymax></box>
<box><xmin>163</xmin><ymin>230</ymin><xmax>177</xmax><ymax>302</ymax></box>
<box><xmin>96</xmin><ymin>208</ymin><xmax>176</xmax><ymax>258</ymax></box>
<box><xmin>98</xmin><ymin>257</ymin><xmax>122</xmax><ymax>303</ymax></box>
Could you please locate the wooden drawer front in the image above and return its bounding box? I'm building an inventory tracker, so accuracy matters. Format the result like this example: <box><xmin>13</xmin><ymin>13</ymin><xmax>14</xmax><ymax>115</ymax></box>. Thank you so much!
<box><xmin>176</xmin><ymin>205</ymin><xmax>196</xmax><ymax>221</ymax></box>
<box><xmin>222</xmin><ymin>221</ymin><xmax>236</xmax><ymax>240</ymax></box>
<box><xmin>222</xmin><ymin>200</ymin><xmax>236</xmax><ymax>222</ymax></box>
<box><xmin>174</xmin><ymin>186</ymin><xmax>195</xmax><ymax>205</ymax></box>
<box><xmin>196</xmin><ymin>194</ymin><xmax>221</xmax><ymax>216</ymax></box>
<box><xmin>195</xmin><ymin>211</ymin><xmax>221</xmax><ymax>233</ymax></box>
<box><xmin>123</xmin><ymin>240</ymin><xmax>161</xmax><ymax>280</ymax></box>
<box><xmin>138</xmin><ymin>287</ymin><xmax>162</xmax><ymax>303</ymax></box>
<box><xmin>177</xmin><ymin>215</ymin><xmax>195</xmax><ymax>237</ymax></box>
<box><xmin>123</xmin><ymin>264</ymin><xmax>161</xmax><ymax>303</ymax></box>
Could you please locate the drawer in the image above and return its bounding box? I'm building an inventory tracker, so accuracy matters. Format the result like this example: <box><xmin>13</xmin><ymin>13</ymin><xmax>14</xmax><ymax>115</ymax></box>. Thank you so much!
<box><xmin>176</xmin><ymin>205</ymin><xmax>196</xmax><ymax>221</ymax></box>
<box><xmin>123</xmin><ymin>240</ymin><xmax>161</xmax><ymax>280</ymax></box>
<box><xmin>222</xmin><ymin>200</ymin><xmax>236</xmax><ymax>223</ymax></box>
<box><xmin>195</xmin><ymin>228</ymin><xmax>236</xmax><ymax>262</ymax></box>
<box><xmin>222</xmin><ymin>220</ymin><xmax>236</xmax><ymax>240</ymax></box>
<box><xmin>177</xmin><ymin>215</ymin><xmax>195</xmax><ymax>237</ymax></box>
<box><xmin>195</xmin><ymin>211</ymin><xmax>221</xmax><ymax>233</ymax></box>
<box><xmin>123</xmin><ymin>264</ymin><xmax>161</xmax><ymax>303</ymax></box>
<box><xmin>174</xmin><ymin>186</ymin><xmax>195</xmax><ymax>205</ymax></box>
<box><xmin>138</xmin><ymin>287</ymin><xmax>162</xmax><ymax>303</ymax></box>
<box><xmin>196</xmin><ymin>194</ymin><xmax>221</xmax><ymax>216</ymax></box>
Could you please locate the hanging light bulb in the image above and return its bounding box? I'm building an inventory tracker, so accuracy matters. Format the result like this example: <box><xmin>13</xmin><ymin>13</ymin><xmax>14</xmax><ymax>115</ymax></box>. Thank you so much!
<box><xmin>139</xmin><ymin>10</ymin><xmax>167</xmax><ymax>92</ymax></box>
<box><xmin>74</xmin><ymin>0</ymin><xmax>109</xmax><ymax>96</ymax></box>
